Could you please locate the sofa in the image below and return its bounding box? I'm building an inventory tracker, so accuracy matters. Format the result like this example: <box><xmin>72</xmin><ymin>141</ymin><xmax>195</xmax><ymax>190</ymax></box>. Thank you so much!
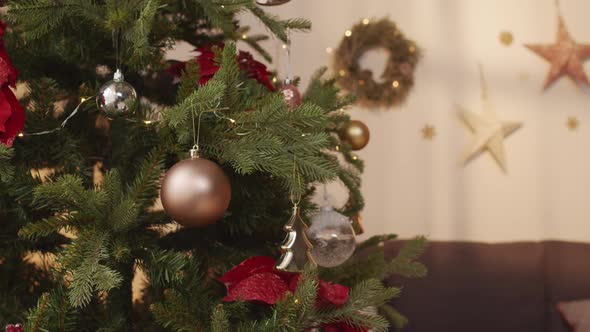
<box><xmin>384</xmin><ymin>241</ymin><xmax>590</xmax><ymax>332</ymax></box>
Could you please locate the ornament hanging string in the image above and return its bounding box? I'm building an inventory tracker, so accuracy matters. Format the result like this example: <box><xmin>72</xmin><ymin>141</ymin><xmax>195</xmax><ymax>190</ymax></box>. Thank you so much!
<box><xmin>112</xmin><ymin>28</ymin><xmax>121</xmax><ymax>72</ymax></box>
<box><xmin>290</xmin><ymin>154</ymin><xmax>302</xmax><ymax>207</ymax></box>
<box><xmin>189</xmin><ymin>105</ymin><xmax>236</xmax><ymax>154</ymax></box>
<box><xmin>285</xmin><ymin>29</ymin><xmax>292</xmax><ymax>82</ymax></box>
<box><xmin>23</xmin><ymin>97</ymin><xmax>94</xmax><ymax>136</ymax></box>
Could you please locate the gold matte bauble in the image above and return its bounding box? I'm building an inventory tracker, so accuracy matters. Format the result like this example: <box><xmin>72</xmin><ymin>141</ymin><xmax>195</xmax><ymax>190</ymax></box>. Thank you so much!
<box><xmin>160</xmin><ymin>156</ymin><xmax>231</xmax><ymax>228</ymax></box>
<box><xmin>339</xmin><ymin>120</ymin><xmax>370</xmax><ymax>150</ymax></box>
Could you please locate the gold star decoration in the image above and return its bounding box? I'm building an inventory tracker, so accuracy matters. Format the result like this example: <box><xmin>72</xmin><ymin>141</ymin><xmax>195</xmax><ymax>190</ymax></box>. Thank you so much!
<box><xmin>566</xmin><ymin>117</ymin><xmax>579</xmax><ymax>131</ymax></box>
<box><xmin>524</xmin><ymin>15</ymin><xmax>590</xmax><ymax>90</ymax></box>
<box><xmin>459</xmin><ymin>98</ymin><xmax>522</xmax><ymax>172</ymax></box>
<box><xmin>421</xmin><ymin>124</ymin><xmax>436</xmax><ymax>140</ymax></box>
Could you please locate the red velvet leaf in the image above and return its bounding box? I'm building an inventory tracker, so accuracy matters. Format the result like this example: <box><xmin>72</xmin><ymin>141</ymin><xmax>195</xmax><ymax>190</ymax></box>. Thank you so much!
<box><xmin>317</xmin><ymin>280</ymin><xmax>350</xmax><ymax>307</ymax></box>
<box><xmin>323</xmin><ymin>322</ymin><xmax>368</xmax><ymax>332</ymax></box>
<box><xmin>222</xmin><ymin>272</ymin><xmax>288</xmax><ymax>305</ymax></box>
<box><xmin>218</xmin><ymin>256</ymin><xmax>276</xmax><ymax>291</ymax></box>
<box><xmin>289</xmin><ymin>274</ymin><xmax>350</xmax><ymax>308</ymax></box>
<box><xmin>0</xmin><ymin>86</ymin><xmax>24</xmax><ymax>147</ymax></box>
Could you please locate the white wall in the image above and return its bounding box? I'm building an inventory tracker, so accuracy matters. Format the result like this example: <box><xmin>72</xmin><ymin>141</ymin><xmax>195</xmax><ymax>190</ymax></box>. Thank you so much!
<box><xmin>174</xmin><ymin>0</ymin><xmax>590</xmax><ymax>243</ymax></box>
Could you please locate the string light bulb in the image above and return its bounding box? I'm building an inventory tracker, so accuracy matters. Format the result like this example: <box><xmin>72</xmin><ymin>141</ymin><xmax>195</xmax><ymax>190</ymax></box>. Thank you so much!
<box><xmin>344</xmin><ymin>30</ymin><xmax>352</xmax><ymax>37</ymax></box>
<box><xmin>18</xmin><ymin>132</ymin><xmax>24</xmax><ymax>137</ymax></box>
<box><xmin>143</xmin><ymin>120</ymin><xmax>152</xmax><ymax>125</ymax></box>
<box><xmin>362</xmin><ymin>18</ymin><xmax>370</xmax><ymax>25</ymax></box>
<box><xmin>241</xmin><ymin>34</ymin><xmax>248</xmax><ymax>40</ymax></box>
<box><xmin>392</xmin><ymin>80</ymin><xmax>400</xmax><ymax>88</ymax></box>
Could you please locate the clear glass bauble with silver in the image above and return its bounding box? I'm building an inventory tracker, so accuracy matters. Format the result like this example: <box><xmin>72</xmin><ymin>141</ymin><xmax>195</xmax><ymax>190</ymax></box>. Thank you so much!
<box><xmin>96</xmin><ymin>69</ymin><xmax>138</xmax><ymax>118</ymax></box>
<box><xmin>306</xmin><ymin>204</ymin><xmax>356</xmax><ymax>268</ymax></box>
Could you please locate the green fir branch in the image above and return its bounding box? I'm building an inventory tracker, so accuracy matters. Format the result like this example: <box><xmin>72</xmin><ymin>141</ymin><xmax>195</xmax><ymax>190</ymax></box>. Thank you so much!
<box><xmin>379</xmin><ymin>304</ymin><xmax>408</xmax><ymax>330</ymax></box>
<box><xmin>386</xmin><ymin>236</ymin><xmax>428</xmax><ymax>278</ymax></box>
<box><xmin>126</xmin><ymin>147</ymin><xmax>166</xmax><ymax>210</ymax></box>
<box><xmin>0</xmin><ymin>145</ymin><xmax>14</xmax><ymax>182</ymax></box>
<box><xmin>18</xmin><ymin>214</ymin><xmax>76</xmax><ymax>241</ymax></box>
<box><xmin>211</xmin><ymin>305</ymin><xmax>231</xmax><ymax>332</ymax></box>
<box><xmin>124</xmin><ymin>0</ymin><xmax>160</xmax><ymax>66</ymax></box>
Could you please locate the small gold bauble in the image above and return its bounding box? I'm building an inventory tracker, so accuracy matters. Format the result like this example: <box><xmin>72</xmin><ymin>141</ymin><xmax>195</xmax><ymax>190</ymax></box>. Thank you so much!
<box><xmin>499</xmin><ymin>31</ymin><xmax>514</xmax><ymax>46</ymax></box>
<box><xmin>339</xmin><ymin>120</ymin><xmax>370</xmax><ymax>151</ymax></box>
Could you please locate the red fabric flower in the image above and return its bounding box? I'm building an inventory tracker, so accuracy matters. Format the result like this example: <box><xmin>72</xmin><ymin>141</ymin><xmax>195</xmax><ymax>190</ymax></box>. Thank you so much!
<box><xmin>218</xmin><ymin>256</ymin><xmax>370</xmax><ymax>331</ymax></box>
<box><xmin>5</xmin><ymin>324</ymin><xmax>23</xmax><ymax>332</ymax></box>
<box><xmin>167</xmin><ymin>44</ymin><xmax>276</xmax><ymax>91</ymax></box>
<box><xmin>323</xmin><ymin>322</ymin><xmax>367</xmax><ymax>332</ymax></box>
<box><xmin>217</xmin><ymin>256</ymin><xmax>296</xmax><ymax>305</ymax></box>
<box><xmin>218</xmin><ymin>256</ymin><xmax>352</xmax><ymax>307</ymax></box>
<box><xmin>0</xmin><ymin>21</ymin><xmax>24</xmax><ymax>147</ymax></box>
<box><xmin>218</xmin><ymin>256</ymin><xmax>369</xmax><ymax>331</ymax></box>
<box><xmin>288</xmin><ymin>274</ymin><xmax>350</xmax><ymax>307</ymax></box>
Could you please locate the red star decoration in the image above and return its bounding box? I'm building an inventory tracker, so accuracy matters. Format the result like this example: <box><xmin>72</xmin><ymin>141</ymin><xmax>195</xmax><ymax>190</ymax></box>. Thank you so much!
<box><xmin>525</xmin><ymin>16</ymin><xmax>590</xmax><ymax>90</ymax></box>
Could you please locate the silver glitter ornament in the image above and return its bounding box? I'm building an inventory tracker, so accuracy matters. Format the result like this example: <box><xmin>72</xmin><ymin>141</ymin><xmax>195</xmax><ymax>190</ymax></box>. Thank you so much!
<box><xmin>306</xmin><ymin>204</ymin><xmax>356</xmax><ymax>268</ymax></box>
<box><xmin>256</xmin><ymin>0</ymin><xmax>291</xmax><ymax>5</ymax></box>
<box><xmin>96</xmin><ymin>69</ymin><xmax>138</xmax><ymax>117</ymax></box>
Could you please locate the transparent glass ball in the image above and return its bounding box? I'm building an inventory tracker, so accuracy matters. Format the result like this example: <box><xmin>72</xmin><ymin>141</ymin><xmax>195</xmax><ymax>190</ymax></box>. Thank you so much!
<box><xmin>306</xmin><ymin>205</ymin><xmax>356</xmax><ymax>267</ymax></box>
<box><xmin>96</xmin><ymin>70</ymin><xmax>138</xmax><ymax>117</ymax></box>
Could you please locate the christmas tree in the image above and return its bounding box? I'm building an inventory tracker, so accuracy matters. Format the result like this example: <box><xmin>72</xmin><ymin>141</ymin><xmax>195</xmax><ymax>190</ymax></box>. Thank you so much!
<box><xmin>0</xmin><ymin>1</ymin><xmax>426</xmax><ymax>331</ymax></box>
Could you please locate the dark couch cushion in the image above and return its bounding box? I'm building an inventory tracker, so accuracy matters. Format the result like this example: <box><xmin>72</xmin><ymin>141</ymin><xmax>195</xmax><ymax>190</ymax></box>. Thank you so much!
<box><xmin>384</xmin><ymin>241</ymin><xmax>546</xmax><ymax>332</ymax></box>
<box><xmin>544</xmin><ymin>241</ymin><xmax>590</xmax><ymax>332</ymax></box>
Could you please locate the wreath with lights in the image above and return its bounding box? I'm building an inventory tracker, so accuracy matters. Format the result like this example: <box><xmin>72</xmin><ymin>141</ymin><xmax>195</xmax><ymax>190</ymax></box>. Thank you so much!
<box><xmin>333</xmin><ymin>17</ymin><xmax>421</xmax><ymax>108</ymax></box>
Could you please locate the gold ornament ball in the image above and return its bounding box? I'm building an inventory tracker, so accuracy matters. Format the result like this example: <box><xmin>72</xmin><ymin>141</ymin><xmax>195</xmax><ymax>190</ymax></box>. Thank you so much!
<box><xmin>161</xmin><ymin>156</ymin><xmax>231</xmax><ymax>228</ymax></box>
<box><xmin>499</xmin><ymin>31</ymin><xmax>514</xmax><ymax>46</ymax></box>
<box><xmin>339</xmin><ymin>120</ymin><xmax>370</xmax><ymax>150</ymax></box>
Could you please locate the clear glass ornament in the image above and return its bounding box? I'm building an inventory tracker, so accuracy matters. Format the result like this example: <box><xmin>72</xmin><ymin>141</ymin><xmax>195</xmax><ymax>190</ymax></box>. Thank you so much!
<box><xmin>306</xmin><ymin>204</ymin><xmax>356</xmax><ymax>268</ymax></box>
<box><xmin>96</xmin><ymin>69</ymin><xmax>138</xmax><ymax>117</ymax></box>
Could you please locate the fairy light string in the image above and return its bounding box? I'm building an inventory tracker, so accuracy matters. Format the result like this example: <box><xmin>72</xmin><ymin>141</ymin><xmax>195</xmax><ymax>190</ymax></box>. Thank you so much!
<box><xmin>20</xmin><ymin>96</ymin><xmax>94</xmax><ymax>137</ymax></box>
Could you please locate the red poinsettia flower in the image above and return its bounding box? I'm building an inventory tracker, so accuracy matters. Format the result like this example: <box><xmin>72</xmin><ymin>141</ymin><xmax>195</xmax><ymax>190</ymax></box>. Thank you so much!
<box><xmin>5</xmin><ymin>323</ymin><xmax>23</xmax><ymax>332</ymax></box>
<box><xmin>218</xmin><ymin>256</ymin><xmax>351</xmax><ymax>307</ymax></box>
<box><xmin>218</xmin><ymin>256</ymin><xmax>368</xmax><ymax>331</ymax></box>
<box><xmin>323</xmin><ymin>322</ymin><xmax>367</xmax><ymax>332</ymax></box>
<box><xmin>287</xmin><ymin>273</ymin><xmax>349</xmax><ymax>307</ymax></box>
<box><xmin>167</xmin><ymin>44</ymin><xmax>276</xmax><ymax>91</ymax></box>
<box><xmin>0</xmin><ymin>21</ymin><xmax>24</xmax><ymax>147</ymax></box>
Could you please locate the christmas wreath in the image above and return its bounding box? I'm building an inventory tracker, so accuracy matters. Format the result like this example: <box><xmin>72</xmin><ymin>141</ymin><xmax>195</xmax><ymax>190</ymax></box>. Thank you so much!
<box><xmin>333</xmin><ymin>17</ymin><xmax>421</xmax><ymax>109</ymax></box>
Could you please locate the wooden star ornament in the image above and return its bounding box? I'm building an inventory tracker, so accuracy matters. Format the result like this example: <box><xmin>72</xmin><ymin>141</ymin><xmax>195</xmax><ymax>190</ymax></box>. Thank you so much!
<box><xmin>524</xmin><ymin>15</ymin><xmax>590</xmax><ymax>90</ymax></box>
<box><xmin>459</xmin><ymin>99</ymin><xmax>522</xmax><ymax>172</ymax></box>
